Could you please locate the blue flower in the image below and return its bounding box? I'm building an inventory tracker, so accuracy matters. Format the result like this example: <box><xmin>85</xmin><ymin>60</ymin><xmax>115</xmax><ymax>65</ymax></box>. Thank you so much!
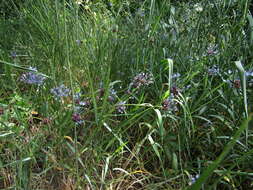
<box><xmin>20</xmin><ymin>67</ymin><xmax>46</xmax><ymax>85</ymax></box>
<box><xmin>189</xmin><ymin>174</ymin><xmax>200</xmax><ymax>185</ymax></box>
<box><xmin>72</xmin><ymin>113</ymin><xmax>84</xmax><ymax>125</ymax></box>
<box><xmin>128</xmin><ymin>72</ymin><xmax>154</xmax><ymax>92</ymax></box>
<box><xmin>50</xmin><ymin>84</ymin><xmax>70</xmax><ymax>99</ymax></box>
<box><xmin>116</xmin><ymin>101</ymin><xmax>126</xmax><ymax>114</ymax></box>
<box><xmin>207</xmin><ymin>65</ymin><xmax>220</xmax><ymax>76</ymax></box>
<box><xmin>108</xmin><ymin>88</ymin><xmax>117</xmax><ymax>103</ymax></box>
<box><xmin>162</xmin><ymin>95</ymin><xmax>178</xmax><ymax>112</ymax></box>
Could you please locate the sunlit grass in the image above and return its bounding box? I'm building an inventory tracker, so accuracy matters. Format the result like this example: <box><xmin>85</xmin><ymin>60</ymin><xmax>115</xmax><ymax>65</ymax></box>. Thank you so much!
<box><xmin>0</xmin><ymin>0</ymin><xmax>253</xmax><ymax>189</ymax></box>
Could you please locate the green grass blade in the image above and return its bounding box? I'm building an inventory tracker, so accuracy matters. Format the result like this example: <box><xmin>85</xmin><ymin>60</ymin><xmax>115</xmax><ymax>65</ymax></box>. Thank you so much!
<box><xmin>235</xmin><ymin>60</ymin><xmax>248</xmax><ymax>118</ymax></box>
<box><xmin>187</xmin><ymin>114</ymin><xmax>252</xmax><ymax>190</ymax></box>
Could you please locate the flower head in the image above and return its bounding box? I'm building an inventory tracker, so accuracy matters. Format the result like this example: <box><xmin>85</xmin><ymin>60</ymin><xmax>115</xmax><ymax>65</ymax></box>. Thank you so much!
<box><xmin>20</xmin><ymin>67</ymin><xmax>46</xmax><ymax>85</ymax></box>
<box><xmin>116</xmin><ymin>101</ymin><xmax>126</xmax><ymax>114</ymax></box>
<box><xmin>171</xmin><ymin>86</ymin><xmax>181</xmax><ymax>96</ymax></box>
<box><xmin>108</xmin><ymin>88</ymin><xmax>117</xmax><ymax>103</ymax></box>
<box><xmin>72</xmin><ymin>113</ymin><xmax>84</xmax><ymax>125</ymax></box>
<box><xmin>128</xmin><ymin>72</ymin><xmax>154</xmax><ymax>92</ymax></box>
<box><xmin>50</xmin><ymin>84</ymin><xmax>70</xmax><ymax>99</ymax></box>
<box><xmin>162</xmin><ymin>95</ymin><xmax>178</xmax><ymax>112</ymax></box>
<box><xmin>207</xmin><ymin>65</ymin><xmax>220</xmax><ymax>76</ymax></box>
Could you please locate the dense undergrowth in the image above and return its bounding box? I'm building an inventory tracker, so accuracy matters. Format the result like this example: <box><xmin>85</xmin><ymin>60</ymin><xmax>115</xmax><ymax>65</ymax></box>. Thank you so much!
<box><xmin>0</xmin><ymin>0</ymin><xmax>253</xmax><ymax>189</ymax></box>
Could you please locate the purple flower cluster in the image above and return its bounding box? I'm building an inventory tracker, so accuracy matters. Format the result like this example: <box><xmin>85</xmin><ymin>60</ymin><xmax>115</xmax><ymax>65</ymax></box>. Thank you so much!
<box><xmin>116</xmin><ymin>101</ymin><xmax>127</xmax><ymax>114</ymax></box>
<box><xmin>72</xmin><ymin>113</ymin><xmax>84</xmax><ymax>125</ymax></box>
<box><xmin>162</xmin><ymin>86</ymin><xmax>181</xmax><ymax>112</ymax></box>
<box><xmin>20</xmin><ymin>67</ymin><xmax>46</xmax><ymax>86</ymax></box>
<box><xmin>72</xmin><ymin>92</ymin><xmax>91</xmax><ymax>125</ymax></box>
<box><xmin>74</xmin><ymin>96</ymin><xmax>91</xmax><ymax>113</ymax></box>
<box><xmin>50</xmin><ymin>84</ymin><xmax>70</xmax><ymax>99</ymax></box>
<box><xmin>128</xmin><ymin>72</ymin><xmax>154</xmax><ymax>92</ymax></box>
<box><xmin>207</xmin><ymin>65</ymin><xmax>220</xmax><ymax>76</ymax></box>
<box><xmin>162</xmin><ymin>95</ymin><xmax>178</xmax><ymax>112</ymax></box>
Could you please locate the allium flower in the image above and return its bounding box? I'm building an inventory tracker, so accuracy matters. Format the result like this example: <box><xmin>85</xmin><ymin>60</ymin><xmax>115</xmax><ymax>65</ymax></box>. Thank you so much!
<box><xmin>171</xmin><ymin>86</ymin><xmax>181</xmax><ymax>96</ymax></box>
<box><xmin>20</xmin><ymin>67</ymin><xmax>46</xmax><ymax>85</ymax></box>
<box><xmin>207</xmin><ymin>65</ymin><xmax>220</xmax><ymax>76</ymax></box>
<box><xmin>162</xmin><ymin>96</ymin><xmax>173</xmax><ymax>110</ymax></box>
<box><xmin>73</xmin><ymin>92</ymin><xmax>91</xmax><ymax>113</ymax></box>
<box><xmin>72</xmin><ymin>113</ymin><xmax>84</xmax><ymax>125</ymax></box>
<box><xmin>50</xmin><ymin>84</ymin><xmax>70</xmax><ymax>99</ymax></box>
<box><xmin>128</xmin><ymin>72</ymin><xmax>154</xmax><ymax>91</ymax></box>
<box><xmin>162</xmin><ymin>95</ymin><xmax>178</xmax><ymax>112</ymax></box>
<box><xmin>116</xmin><ymin>101</ymin><xmax>126</xmax><ymax>114</ymax></box>
<box><xmin>189</xmin><ymin>174</ymin><xmax>200</xmax><ymax>185</ymax></box>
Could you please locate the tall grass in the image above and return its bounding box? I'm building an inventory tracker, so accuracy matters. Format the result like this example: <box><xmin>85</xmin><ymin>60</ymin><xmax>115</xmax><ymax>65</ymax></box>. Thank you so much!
<box><xmin>0</xmin><ymin>0</ymin><xmax>253</xmax><ymax>189</ymax></box>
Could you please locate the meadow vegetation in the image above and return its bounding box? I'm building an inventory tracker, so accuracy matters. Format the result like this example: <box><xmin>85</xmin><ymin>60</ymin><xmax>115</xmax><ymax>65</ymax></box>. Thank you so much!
<box><xmin>0</xmin><ymin>0</ymin><xmax>253</xmax><ymax>189</ymax></box>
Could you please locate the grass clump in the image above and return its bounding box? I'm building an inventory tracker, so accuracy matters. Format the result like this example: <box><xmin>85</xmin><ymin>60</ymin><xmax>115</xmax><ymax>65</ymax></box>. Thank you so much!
<box><xmin>0</xmin><ymin>0</ymin><xmax>253</xmax><ymax>189</ymax></box>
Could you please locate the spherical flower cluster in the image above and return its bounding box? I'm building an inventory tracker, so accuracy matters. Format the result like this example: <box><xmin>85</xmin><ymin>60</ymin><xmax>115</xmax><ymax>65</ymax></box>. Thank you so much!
<box><xmin>116</xmin><ymin>101</ymin><xmax>126</xmax><ymax>114</ymax></box>
<box><xmin>72</xmin><ymin>113</ymin><xmax>84</xmax><ymax>125</ymax></box>
<box><xmin>20</xmin><ymin>67</ymin><xmax>46</xmax><ymax>86</ymax></box>
<box><xmin>162</xmin><ymin>96</ymin><xmax>178</xmax><ymax>112</ymax></box>
<box><xmin>207</xmin><ymin>65</ymin><xmax>220</xmax><ymax>76</ymax></box>
<box><xmin>50</xmin><ymin>84</ymin><xmax>70</xmax><ymax>99</ymax></box>
<box><xmin>128</xmin><ymin>72</ymin><xmax>154</xmax><ymax>92</ymax></box>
